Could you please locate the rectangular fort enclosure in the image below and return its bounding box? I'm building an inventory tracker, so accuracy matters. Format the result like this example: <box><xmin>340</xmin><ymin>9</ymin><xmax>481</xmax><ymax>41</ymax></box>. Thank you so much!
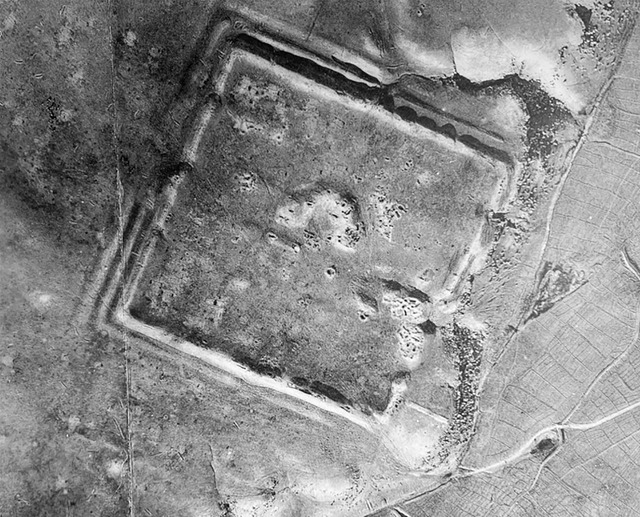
<box><xmin>87</xmin><ymin>12</ymin><xmax>513</xmax><ymax>432</ymax></box>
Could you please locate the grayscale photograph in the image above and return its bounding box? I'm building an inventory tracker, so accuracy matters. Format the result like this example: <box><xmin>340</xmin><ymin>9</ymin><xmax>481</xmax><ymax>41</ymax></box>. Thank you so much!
<box><xmin>1</xmin><ymin>0</ymin><xmax>639</xmax><ymax>515</ymax></box>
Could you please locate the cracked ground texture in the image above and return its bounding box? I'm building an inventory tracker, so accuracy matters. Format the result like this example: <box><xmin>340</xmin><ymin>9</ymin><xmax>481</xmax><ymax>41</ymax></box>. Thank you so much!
<box><xmin>2</xmin><ymin>0</ymin><xmax>640</xmax><ymax>516</ymax></box>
